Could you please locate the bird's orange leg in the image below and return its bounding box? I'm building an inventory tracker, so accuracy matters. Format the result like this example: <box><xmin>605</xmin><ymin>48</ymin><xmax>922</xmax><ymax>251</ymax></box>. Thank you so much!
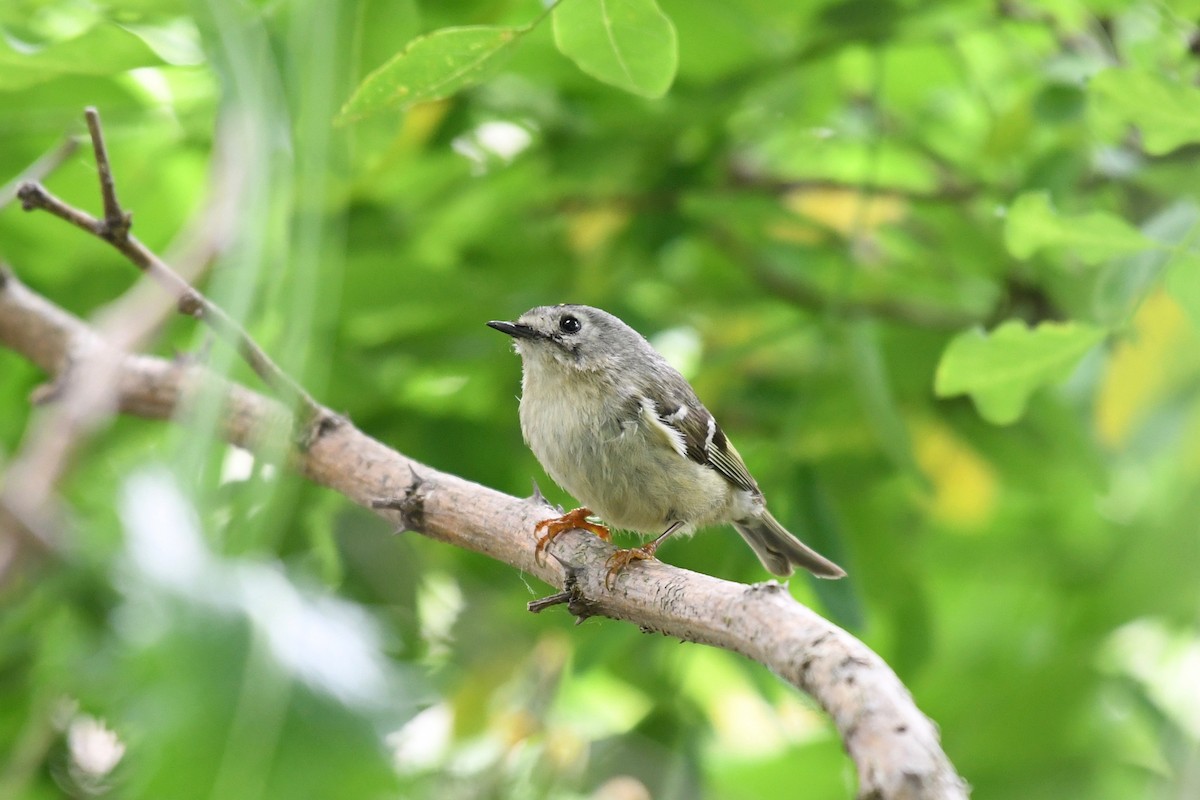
<box><xmin>604</xmin><ymin>521</ymin><xmax>684</xmax><ymax>589</ymax></box>
<box><xmin>604</xmin><ymin>544</ymin><xmax>657</xmax><ymax>589</ymax></box>
<box><xmin>533</xmin><ymin>507</ymin><xmax>611</xmax><ymax>564</ymax></box>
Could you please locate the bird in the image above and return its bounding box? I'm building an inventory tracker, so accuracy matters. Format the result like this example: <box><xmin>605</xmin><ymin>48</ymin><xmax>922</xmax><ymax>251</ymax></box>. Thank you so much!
<box><xmin>488</xmin><ymin>304</ymin><xmax>846</xmax><ymax>587</ymax></box>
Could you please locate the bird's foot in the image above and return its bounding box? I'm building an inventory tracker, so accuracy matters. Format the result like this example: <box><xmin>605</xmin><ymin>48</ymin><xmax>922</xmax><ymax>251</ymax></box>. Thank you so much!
<box><xmin>604</xmin><ymin>542</ymin><xmax>659</xmax><ymax>590</ymax></box>
<box><xmin>533</xmin><ymin>507</ymin><xmax>611</xmax><ymax>564</ymax></box>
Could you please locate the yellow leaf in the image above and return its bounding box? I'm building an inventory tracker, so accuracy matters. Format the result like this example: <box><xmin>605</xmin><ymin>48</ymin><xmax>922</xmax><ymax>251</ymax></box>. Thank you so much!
<box><xmin>764</xmin><ymin>218</ymin><xmax>825</xmax><ymax>245</ymax></box>
<box><xmin>1096</xmin><ymin>290</ymin><xmax>1197</xmax><ymax>447</ymax></box>
<box><xmin>913</xmin><ymin>419</ymin><xmax>998</xmax><ymax>530</ymax></box>
<box><xmin>782</xmin><ymin>187</ymin><xmax>908</xmax><ymax>237</ymax></box>
<box><xmin>396</xmin><ymin>99</ymin><xmax>452</xmax><ymax>150</ymax></box>
<box><xmin>566</xmin><ymin>206</ymin><xmax>631</xmax><ymax>256</ymax></box>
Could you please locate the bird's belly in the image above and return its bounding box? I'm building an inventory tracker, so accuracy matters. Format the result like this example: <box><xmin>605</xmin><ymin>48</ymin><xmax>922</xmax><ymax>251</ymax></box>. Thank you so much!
<box><xmin>521</xmin><ymin>395</ymin><xmax>732</xmax><ymax>533</ymax></box>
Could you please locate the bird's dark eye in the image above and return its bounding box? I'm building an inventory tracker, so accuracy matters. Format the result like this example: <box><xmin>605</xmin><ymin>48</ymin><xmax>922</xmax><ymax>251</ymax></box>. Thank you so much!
<box><xmin>559</xmin><ymin>315</ymin><xmax>581</xmax><ymax>334</ymax></box>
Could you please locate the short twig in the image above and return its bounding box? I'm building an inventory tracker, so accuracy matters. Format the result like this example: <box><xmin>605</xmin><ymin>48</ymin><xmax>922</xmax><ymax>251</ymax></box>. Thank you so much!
<box><xmin>15</xmin><ymin>108</ymin><xmax>331</xmax><ymax>432</ymax></box>
<box><xmin>527</xmin><ymin>591</ymin><xmax>572</xmax><ymax>613</ymax></box>
<box><xmin>84</xmin><ymin>107</ymin><xmax>129</xmax><ymax>239</ymax></box>
<box><xmin>525</xmin><ymin>553</ymin><xmax>597</xmax><ymax>623</ymax></box>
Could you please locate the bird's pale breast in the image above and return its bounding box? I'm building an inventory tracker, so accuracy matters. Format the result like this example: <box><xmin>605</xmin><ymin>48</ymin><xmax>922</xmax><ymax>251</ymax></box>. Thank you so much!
<box><xmin>519</xmin><ymin>370</ymin><xmax>749</xmax><ymax>533</ymax></box>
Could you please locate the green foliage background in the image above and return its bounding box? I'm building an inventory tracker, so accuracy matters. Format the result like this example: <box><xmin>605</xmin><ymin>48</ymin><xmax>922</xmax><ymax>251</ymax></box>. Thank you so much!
<box><xmin>2</xmin><ymin>0</ymin><xmax>1199</xmax><ymax>798</ymax></box>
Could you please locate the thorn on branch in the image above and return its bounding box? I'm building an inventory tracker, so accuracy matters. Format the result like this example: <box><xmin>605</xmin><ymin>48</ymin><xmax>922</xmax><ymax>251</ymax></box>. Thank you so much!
<box><xmin>371</xmin><ymin>466</ymin><xmax>428</xmax><ymax>533</ymax></box>
<box><xmin>527</xmin><ymin>569</ymin><xmax>597</xmax><ymax>624</ymax></box>
<box><xmin>527</xmin><ymin>477</ymin><xmax>562</xmax><ymax>512</ymax></box>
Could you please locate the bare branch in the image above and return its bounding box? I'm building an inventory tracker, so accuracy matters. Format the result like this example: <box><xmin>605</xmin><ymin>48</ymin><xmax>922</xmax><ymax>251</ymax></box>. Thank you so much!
<box><xmin>0</xmin><ymin>115</ymin><xmax>255</xmax><ymax>580</ymax></box>
<box><xmin>527</xmin><ymin>590</ymin><xmax>573</xmax><ymax>613</ymax></box>
<box><xmin>0</xmin><ymin>111</ymin><xmax>284</xmax><ymax>584</ymax></box>
<box><xmin>84</xmin><ymin>107</ymin><xmax>130</xmax><ymax>238</ymax></box>
<box><xmin>0</xmin><ymin>269</ymin><xmax>968</xmax><ymax>800</ymax></box>
<box><xmin>14</xmin><ymin>110</ymin><xmax>329</xmax><ymax>428</ymax></box>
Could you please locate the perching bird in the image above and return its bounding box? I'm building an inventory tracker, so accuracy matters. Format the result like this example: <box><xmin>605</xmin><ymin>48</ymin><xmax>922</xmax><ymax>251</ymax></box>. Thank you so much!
<box><xmin>488</xmin><ymin>304</ymin><xmax>846</xmax><ymax>586</ymax></box>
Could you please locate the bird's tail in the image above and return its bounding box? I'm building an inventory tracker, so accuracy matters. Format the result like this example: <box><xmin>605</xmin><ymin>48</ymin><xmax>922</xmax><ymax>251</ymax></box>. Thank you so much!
<box><xmin>733</xmin><ymin>511</ymin><xmax>846</xmax><ymax>579</ymax></box>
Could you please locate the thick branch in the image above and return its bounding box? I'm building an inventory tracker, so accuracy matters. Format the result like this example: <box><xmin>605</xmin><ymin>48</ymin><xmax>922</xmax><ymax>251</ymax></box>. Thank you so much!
<box><xmin>0</xmin><ymin>269</ymin><xmax>966</xmax><ymax>799</ymax></box>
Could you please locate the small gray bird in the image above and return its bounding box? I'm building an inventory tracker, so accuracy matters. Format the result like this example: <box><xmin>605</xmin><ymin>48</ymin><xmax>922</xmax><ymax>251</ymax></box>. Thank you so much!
<box><xmin>488</xmin><ymin>304</ymin><xmax>846</xmax><ymax>586</ymax></box>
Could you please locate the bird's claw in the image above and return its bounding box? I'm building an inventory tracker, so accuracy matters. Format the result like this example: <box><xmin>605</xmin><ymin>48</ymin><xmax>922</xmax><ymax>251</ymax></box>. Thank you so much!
<box><xmin>604</xmin><ymin>544</ymin><xmax>658</xmax><ymax>590</ymax></box>
<box><xmin>533</xmin><ymin>507</ymin><xmax>611</xmax><ymax>565</ymax></box>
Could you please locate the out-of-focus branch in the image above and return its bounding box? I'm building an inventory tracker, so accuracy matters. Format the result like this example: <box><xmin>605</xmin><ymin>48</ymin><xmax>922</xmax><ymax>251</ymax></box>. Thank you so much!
<box><xmin>84</xmin><ymin>106</ymin><xmax>129</xmax><ymax>238</ymax></box>
<box><xmin>0</xmin><ymin>108</ymin><xmax>254</xmax><ymax>586</ymax></box>
<box><xmin>0</xmin><ymin>128</ymin><xmax>84</xmax><ymax>577</ymax></box>
<box><xmin>0</xmin><ymin>268</ymin><xmax>968</xmax><ymax>800</ymax></box>
<box><xmin>15</xmin><ymin>108</ymin><xmax>329</xmax><ymax>427</ymax></box>
<box><xmin>711</xmin><ymin>226</ymin><xmax>980</xmax><ymax>330</ymax></box>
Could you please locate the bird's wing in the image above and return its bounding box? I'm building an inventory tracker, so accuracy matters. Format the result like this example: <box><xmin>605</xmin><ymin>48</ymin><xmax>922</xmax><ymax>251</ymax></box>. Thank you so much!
<box><xmin>639</xmin><ymin>396</ymin><xmax>760</xmax><ymax>494</ymax></box>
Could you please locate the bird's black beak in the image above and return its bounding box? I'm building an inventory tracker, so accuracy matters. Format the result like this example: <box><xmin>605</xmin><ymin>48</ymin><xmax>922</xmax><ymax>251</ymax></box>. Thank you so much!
<box><xmin>487</xmin><ymin>320</ymin><xmax>541</xmax><ymax>340</ymax></box>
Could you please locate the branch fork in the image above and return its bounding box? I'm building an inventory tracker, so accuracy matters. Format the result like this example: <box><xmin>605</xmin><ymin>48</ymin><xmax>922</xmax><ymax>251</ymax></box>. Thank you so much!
<box><xmin>16</xmin><ymin>108</ymin><xmax>331</xmax><ymax>438</ymax></box>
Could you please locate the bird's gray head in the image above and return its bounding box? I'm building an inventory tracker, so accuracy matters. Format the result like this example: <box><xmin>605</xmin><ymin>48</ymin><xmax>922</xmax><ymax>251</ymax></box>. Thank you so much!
<box><xmin>487</xmin><ymin>304</ymin><xmax>654</xmax><ymax>376</ymax></box>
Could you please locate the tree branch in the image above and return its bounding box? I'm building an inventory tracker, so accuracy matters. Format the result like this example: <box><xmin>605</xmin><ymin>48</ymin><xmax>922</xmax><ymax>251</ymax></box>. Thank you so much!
<box><xmin>0</xmin><ymin>268</ymin><xmax>968</xmax><ymax>799</ymax></box>
<box><xmin>0</xmin><ymin>110</ymin><xmax>263</xmax><ymax>585</ymax></box>
<box><xmin>84</xmin><ymin>107</ymin><xmax>130</xmax><ymax>238</ymax></box>
<box><xmin>14</xmin><ymin>109</ymin><xmax>328</xmax><ymax>428</ymax></box>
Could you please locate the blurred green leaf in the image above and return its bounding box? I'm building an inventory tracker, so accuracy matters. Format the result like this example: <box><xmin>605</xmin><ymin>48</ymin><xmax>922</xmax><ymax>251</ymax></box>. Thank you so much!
<box><xmin>552</xmin><ymin>0</ymin><xmax>678</xmax><ymax>98</ymax></box>
<box><xmin>337</xmin><ymin>25</ymin><xmax>528</xmax><ymax>123</ymax></box>
<box><xmin>1092</xmin><ymin>201</ymin><xmax>1200</xmax><ymax>326</ymax></box>
<box><xmin>1005</xmin><ymin>191</ymin><xmax>1155</xmax><ymax>264</ymax></box>
<box><xmin>935</xmin><ymin>320</ymin><xmax>1106</xmax><ymax>425</ymax></box>
<box><xmin>843</xmin><ymin>320</ymin><xmax>926</xmax><ymax>486</ymax></box>
<box><xmin>0</xmin><ymin>23</ymin><xmax>164</xmax><ymax>89</ymax></box>
<box><xmin>1090</xmin><ymin>68</ymin><xmax>1200</xmax><ymax>156</ymax></box>
<box><xmin>1165</xmin><ymin>252</ymin><xmax>1200</xmax><ymax>329</ymax></box>
<box><xmin>791</xmin><ymin>465</ymin><xmax>864</xmax><ymax>631</ymax></box>
<box><xmin>109</xmin><ymin>608</ymin><xmax>407</xmax><ymax>799</ymax></box>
